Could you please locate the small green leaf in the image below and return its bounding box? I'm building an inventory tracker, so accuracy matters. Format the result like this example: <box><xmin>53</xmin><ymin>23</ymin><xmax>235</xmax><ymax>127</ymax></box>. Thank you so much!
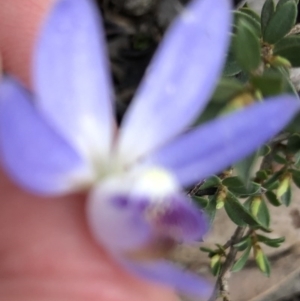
<box><xmin>232</xmin><ymin>245</ymin><xmax>252</xmax><ymax>272</ymax></box>
<box><xmin>234</xmin><ymin>20</ymin><xmax>261</xmax><ymax>72</ymax></box>
<box><xmin>234</xmin><ymin>11</ymin><xmax>262</xmax><ymax>37</ymax></box>
<box><xmin>200</xmin><ymin>176</ymin><xmax>221</xmax><ymax>190</ymax></box>
<box><xmin>256</xmin><ymin>170</ymin><xmax>269</xmax><ymax>181</ymax></box>
<box><xmin>223</xmin><ymin>177</ymin><xmax>262</xmax><ymax>196</ymax></box>
<box><xmin>235</xmin><ymin>71</ymin><xmax>249</xmax><ymax>84</ymax></box>
<box><xmin>265</xmin><ymin>191</ymin><xmax>281</xmax><ymax>206</ymax></box>
<box><xmin>256</xmin><ymin>198</ymin><xmax>270</xmax><ymax>228</ymax></box>
<box><xmin>204</xmin><ymin>194</ymin><xmax>217</xmax><ymax>226</ymax></box>
<box><xmin>250</xmin><ymin>196</ymin><xmax>262</xmax><ymax>217</ymax></box>
<box><xmin>192</xmin><ymin>196</ymin><xmax>208</xmax><ymax>209</ymax></box>
<box><xmin>251</xmin><ymin>73</ymin><xmax>284</xmax><ymax>96</ymax></box>
<box><xmin>263</xmin><ymin>169</ymin><xmax>285</xmax><ymax>190</ymax></box>
<box><xmin>235</xmin><ymin>151</ymin><xmax>258</xmax><ymax>185</ymax></box>
<box><xmin>270</xmin><ymin>55</ymin><xmax>292</xmax><ymax>68</ymax></box>
<box><xmin>291</xmin><ymin>169</ymin><xmax>300</xmax><ymax>188</ymax></box>
<box><xmin>261</xmin><ymin>0</ymin><xmax>275</xmax><ymax>34</ymax></box>
<box><xmin>215</xmin><ymin>244</ymin><xmax>226</xmax><ymax>252</ymax></box>
<box><xmin>259</xmin><ymin>145</ymin><xmax>271</xmax><ymax>157</ymax></box>
<box><xmin>216</xmin><ymin>199</ymin><xmax>225</xmax><ymax>209</ymax></box>
<box><xmin>240</xmin><ymin>8</ymin><xmax>261</xmax><ymax>24</ymax></box>
<box><xmin>234</xmin><ymin>236</ymin><xmax>251</xmax><ymax>251</ymax></box>
<box><xmin>200</xmin><ymin>247</ymin><xmax>215</xmax><ymax>253</ymax></box>
<box><xmin>222</xmin><ymin>177</ymin><xmax>247</xmax><ymax>195</ymax></box>
<box><xmin>222</xmin><ymin>176</ymin><xmax>244</xmax><ymax>188</ymax></box>
<box><xmin>224</xmin><ymin>192</ymin><xmax>269</xmax><ymax>231</ymax></box>
<box><xmin>277</xmin><ymin>65</ymin><xmax>290</xmax><ymax>77</ymax></box>
<box><xmin>284</xmin><ymin>78</ymin><xmax>298</xmax><ymax>96</ymax></box>
<box><xmin>273</xmin><ymin>153</ymin><xmax>287</xmax><ymax>164</ymax></box>
<box><xmin>194</xmin><ymin>102</ymin><xmax>225</xmax><ymax>125</ymax></box>
<box><xmin>256</xmin><ymin>234</ymin><xmax>285</xmax><ymax>247</ymax></box>
<box><xmin>210</xmin><ymin>254</ymin><xmax>221</xmax><ymax>276</ymax></box>
<box><xmin>287</xmin><ymin>134</ymin><xmax>300</xmax><ymax>153</ymax></box>
<box><xmin>223</xmin><ymin>49</ymin><xmax>242</xmax><ymax>77</ymax></box>
<box><xmin>212</xmin><ymin>78</ymin><xmax>244</xmax><ymax>102</ymax></box>
<box><xmin>248</xmin><ymin>182</ymin><xmax>265</xmax><ymax>195</ymax></box>
<box><xmin>216</xmin><ymin>189</ymin><xmax>227</xmax><ymax>209</ymax></box>
<box><xmin>265</xmin><ymin>180</ymin><xmax>280</xmax><ymax>190</ymax></box>
<box><xmin>274</xmin><ymin>35</ymin><xmax>300</xmax><ymax>67</ymax></box>
<box><xmin>276</xmin><ymin>66</ymin><xmax>299</xmax><ymax>97</ymax></box>
<box><xmin>243</xmin><ymin>197</ymin><xmax>252</xmax><ymax>210</ymax></box>
<box><xmin>277</xmin><ymin>0</ymin><xmax>299</xmax><ymax>8</ymax></box>
<box><xmin>255</xmin><ymin>248</ymin><xmax>271</xmax><ymax>277</ymax></box>
<box><xmin>295</xmin><ymin>151</ymin><xmax>300</xmax><ymax>168</ymax></box>
<box><xmin>278</xmin><ymin>67</ymin><xmax>300</xmax><ymax>96</ymax></box>
<box><xmin>277</xmin><ymin>174</ymin><xmax>291</xmax><ymax>198</ymax></box>
<box><xmin>224</xmin><ymin>193</ymin><xmax>247</xmax><ymax>227</ymax></box>
<box><xmin>263</xmin><ymin>1</ymin><xmax>297</xmax><ymax>44</ymax></box>
<box><xmin>280</xmin><ymin>184</ymin><xmax>292</xmax><ymax>206</ymax></box>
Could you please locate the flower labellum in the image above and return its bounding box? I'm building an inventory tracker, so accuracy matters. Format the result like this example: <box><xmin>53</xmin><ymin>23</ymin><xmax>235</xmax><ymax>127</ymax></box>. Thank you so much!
<box><xmin>0</xmin><ymin>0</ymin><xmax>299</xmax><ymax>298</ymax></box>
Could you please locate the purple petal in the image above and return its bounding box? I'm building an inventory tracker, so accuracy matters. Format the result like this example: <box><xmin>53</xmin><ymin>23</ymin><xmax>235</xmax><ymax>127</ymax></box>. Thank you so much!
<box><xmin>121</xmin><ymin>259</ymin><xmax>212</xmax><ymax>298</ymax></box>
<box><xmin>117</xmin><ymin>0</ymin><xmax>232</xmax><ymax>163</ymax></box>
<box><xmin>87</xmin><ymin>181</ymin><xmax>211</xmax><ymax>295</ymax></box>
<box><xmin>34</xmin><ymin>0</ymin><xmax>114</xmax><ymax>159</ymax></box>
<box><xmin>149</xmin><ymin>194</ymin><xmax>208</xmax><ymax>242</ymax></box>
<box><xmin>145</xmin><ymin>96</ymin><xmax>299</xmax><ymax>187</ymax></box>
<box><xmin>0</xmin><ymin>77</ymin><xmax>93</xmax><ymax>194</ymax></box>
<box><xmin>87</xmin><ymin>187</ymin><xmax>152</xmax><ymax>253</ymax></box>
<box><xmin>87</xmin><ymin>182</ymin><xmax>207</xmax><ymax>254</ymax></box>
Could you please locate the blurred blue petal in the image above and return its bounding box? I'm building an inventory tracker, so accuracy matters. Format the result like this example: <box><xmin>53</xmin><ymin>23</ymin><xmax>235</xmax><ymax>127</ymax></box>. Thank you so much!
<box><xmin>87</xmin><ymin>186</ymin><xmax>152</xmax><ymax>253</ymax></box>
<box><xmin>0</xmin><ymin>77</ymin><xmax>93</xmax><ymax>194</ymax></box>
<box><xmin>88</xmin><ymin>185</ymin><xmax>210</xmax><ymax>296</ymax></box>
<box><xmin>117</xmin><ymin>0</ymin><xmax>232</xmax><ymax>164</ymax></box>
<box><xmin>34</xmin><ymin>0</ymin><xmax>114</xmax><ymax>159</ymax></box>
<box><xmin>121</xmin><ymin>259</ymin><xmax>212</xmax><ymax>298</ymax></box>
<box><xmin>148</xmin><ymin>194</ymin><xmax>208</xmax><ymax>242</ymax></box>
<box><xmin>87</xmin><ymin>183</ymin><xmax>207</xmax><ymax>251</ymax></box>
<box><xmin>145</xmin><ymin>96</ymin><xmax>299</xmax><ymax>187</ymax></box>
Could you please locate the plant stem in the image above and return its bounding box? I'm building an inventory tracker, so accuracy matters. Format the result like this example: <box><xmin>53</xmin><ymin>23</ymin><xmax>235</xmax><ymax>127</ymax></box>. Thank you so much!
<box><xmin>208</xmin><ymin>226</ymin><xmax>246</xmax><ymax>301</ymax></box>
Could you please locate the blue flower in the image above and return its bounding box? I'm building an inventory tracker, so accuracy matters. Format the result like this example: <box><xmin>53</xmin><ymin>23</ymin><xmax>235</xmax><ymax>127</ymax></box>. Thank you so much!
<box><xmin>0</xmin><ymin>0</ymin><xmax>298</xmax><ymax>298</ymax></box>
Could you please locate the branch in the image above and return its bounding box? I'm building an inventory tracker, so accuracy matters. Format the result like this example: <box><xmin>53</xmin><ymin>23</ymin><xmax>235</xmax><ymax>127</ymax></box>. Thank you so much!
<box><xmin>208</xmin><ymin>226</ymin><xmax>246</xmax><ymax>301</ymax></box>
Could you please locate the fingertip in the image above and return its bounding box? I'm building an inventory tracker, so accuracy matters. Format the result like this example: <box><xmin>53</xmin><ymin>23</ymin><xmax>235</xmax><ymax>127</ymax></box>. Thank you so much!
<box><xmin>0</xmin><ymin>0</ymin><xmax>54</xmax><ymax>88</ymax></box>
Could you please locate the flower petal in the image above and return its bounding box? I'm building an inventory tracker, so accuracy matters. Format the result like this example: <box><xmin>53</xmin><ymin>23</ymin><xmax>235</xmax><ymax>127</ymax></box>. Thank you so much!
<box><xmin>0</xmin><ymin>77</ymin><xmax>94</xmax><ymax>194</ymax></box>
<box><xmin>34</xmin><ymin>0</ymin><xmax>114</xmax><ymax>159</ymax></box>
<box><xmin>87</xmin><ymin>175</ymin><xmax>207</xmax><ymax>253</ymax></box>
<box><xmin>121</xmin><ymin>259</ymin><xmax>212</xmax><ymax>298</ymax></box>
<box><xmin>117</xmin><ymin>0</ymin><xmax>232</xmax><ymax>163</ymax></box>
<box><xmin>87</xmin><ymin>176</ymin><xmax>211</xmax><ymax>295</ymax></box>
<box><xmin>148</xmin><ymin>194</ymin><xmax>208</xmax><ymax>242</ymax></box>
<box><xmin>87</xmin><ymin>183</ymin><xmax>152</xmax><ymax>253</ymax></box>
<box><xmin>145</xmin><ymin>96</ymin><xmax>300</xmax><ymax>187</ymax></box>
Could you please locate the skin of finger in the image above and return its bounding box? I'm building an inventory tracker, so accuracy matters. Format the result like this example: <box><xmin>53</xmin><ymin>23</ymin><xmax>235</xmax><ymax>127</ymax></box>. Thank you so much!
<box><xmin>0</xmin><ymin>168</ymin><xmax>179</xmax><ymax>301</ymax></box>
<box><xmin>0</xmin><ymin>0</ymin><xmax>55</xmax><ymax>88</ymax></box>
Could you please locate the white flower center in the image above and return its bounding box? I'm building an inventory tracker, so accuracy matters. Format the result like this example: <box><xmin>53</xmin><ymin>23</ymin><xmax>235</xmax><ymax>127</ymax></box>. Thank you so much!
<box><xmin>131</xmin><ymin>168</ymin><xmax>179</xmax><ymax>200</ymax></box>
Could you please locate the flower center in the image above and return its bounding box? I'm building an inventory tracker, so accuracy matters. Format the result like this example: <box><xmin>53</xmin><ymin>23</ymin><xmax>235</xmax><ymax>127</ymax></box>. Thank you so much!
<box><xmin>131</xmin><ymin>168</ymin><xmax>179</xmax><ymax>200</ymax></box>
